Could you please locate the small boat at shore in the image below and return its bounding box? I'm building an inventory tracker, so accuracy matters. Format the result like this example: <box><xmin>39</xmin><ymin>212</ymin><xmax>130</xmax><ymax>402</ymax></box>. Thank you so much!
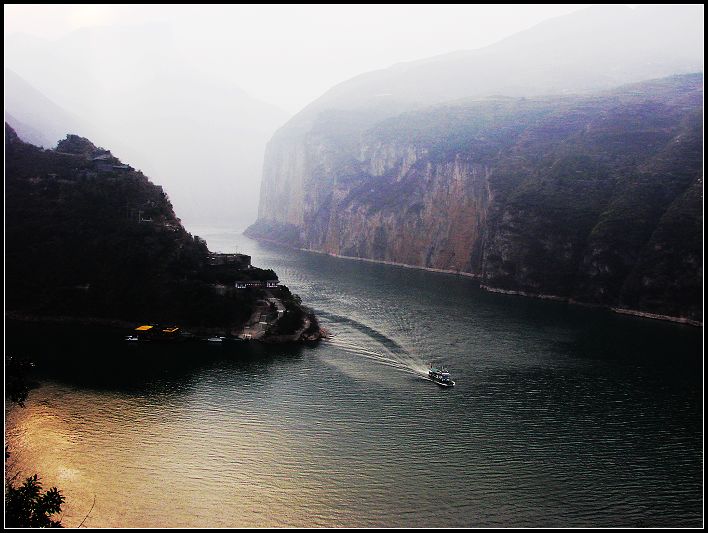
<box><xmin>428</xmin><ymin>364</ymin><xmax>455</xmax><ymax>387</ymax></box>
<box><xmin>125</xmin><ymin>335</ymin><xmax>140</xmax><ymax>342</ymax></box>
<box><xmin>206</xmin><ymin>336</ymin><xmax>225</xmax><ymax>343</ymax></box>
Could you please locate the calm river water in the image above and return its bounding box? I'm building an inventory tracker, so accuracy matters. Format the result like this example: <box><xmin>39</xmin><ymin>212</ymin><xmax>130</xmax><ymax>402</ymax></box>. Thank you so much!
<box><xmin>5</xmin><ymin>229</ymin><xmax>703</xmax><ymax>527</ymax></box>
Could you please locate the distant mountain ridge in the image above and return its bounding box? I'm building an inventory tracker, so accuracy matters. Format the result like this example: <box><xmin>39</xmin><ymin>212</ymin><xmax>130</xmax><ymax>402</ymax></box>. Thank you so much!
<box><xmin>4</xmin><ymin>68</ymin><xmax>85</xmax><ymax>148</ymax></box>
<box><xmin>5</xmin><ymin>26</ymin><xmax>289</xmax><ymax>228</ymax></box>
<box><xmin>273</xmin><ymin>4</ymin><xmax>703</xmax><ymax>140</ymax></box>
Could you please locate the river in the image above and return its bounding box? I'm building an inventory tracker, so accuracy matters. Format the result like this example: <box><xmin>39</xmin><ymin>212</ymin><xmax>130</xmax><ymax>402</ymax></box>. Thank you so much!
<box><xmin>4</xmin><ymin>228</ymin><xmax>703</xmax><ymax>527</ymax></box>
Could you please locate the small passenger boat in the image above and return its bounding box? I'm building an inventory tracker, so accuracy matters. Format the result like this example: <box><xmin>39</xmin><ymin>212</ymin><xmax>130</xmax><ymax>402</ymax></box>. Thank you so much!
<box><xmin>428</xmin><ymin>364</ymin><xmax>455</xmax><ymax>387</ymax></box>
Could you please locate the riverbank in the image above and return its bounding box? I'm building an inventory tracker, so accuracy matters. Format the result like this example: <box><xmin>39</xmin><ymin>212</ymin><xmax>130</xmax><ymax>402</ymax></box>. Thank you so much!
<box><xmin>234</xmin><ymin>292</ymin><xmax>327</xmax><ymax>342</ymax></box>
<box><xmin>246</xmin><ymin>236</ymin><xmax>702</xmax><ymax>328</ymax></box>
<box><xmin>480</xmin><ymin>286</ymin><xmax>703</xmax><ymax>327</ymax></box>
<box><xmin>6</xmin><ymin>301</ymin><xmax>328</xmax><ymax>343</ymax></box>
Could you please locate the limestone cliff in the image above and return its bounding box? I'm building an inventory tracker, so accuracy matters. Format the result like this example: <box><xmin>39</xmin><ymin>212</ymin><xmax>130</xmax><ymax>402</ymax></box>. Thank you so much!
<box><xmin>247</xmin><ymin>75</ymin><xmax>703</xmax><ymax>323</ymax></box>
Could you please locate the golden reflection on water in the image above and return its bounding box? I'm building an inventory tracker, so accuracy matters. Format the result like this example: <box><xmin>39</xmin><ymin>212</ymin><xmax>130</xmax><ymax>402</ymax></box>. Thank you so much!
<box><xmin>5</xmin><ymin>382</ymin><xmax>359</xmax><ymax>528</ymax></box>
<box><xmin>5</xmin><ymin>267</ymin><xmax>703</xmax><ymax>528</ymax></box>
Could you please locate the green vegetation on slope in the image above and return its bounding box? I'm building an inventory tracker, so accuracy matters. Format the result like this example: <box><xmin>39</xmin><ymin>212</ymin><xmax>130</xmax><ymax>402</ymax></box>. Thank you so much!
<box><xmin>249</xmin><ymin>74</ymin><xmax>703</xmax><ymax>322</ymax></box>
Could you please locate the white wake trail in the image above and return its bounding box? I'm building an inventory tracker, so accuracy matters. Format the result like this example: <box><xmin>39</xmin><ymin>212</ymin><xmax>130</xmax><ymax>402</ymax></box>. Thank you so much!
<box><xmin>327</xmin><ymin>341</ymin><xmax>425</xmax><ymax>377</ymax></box>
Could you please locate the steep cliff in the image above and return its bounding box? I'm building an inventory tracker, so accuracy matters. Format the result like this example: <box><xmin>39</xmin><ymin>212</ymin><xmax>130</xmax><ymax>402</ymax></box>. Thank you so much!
<box><xmin>247</xmin><ymin>75</ymin><xmax>703</xmax><ymax>323</ymax></box>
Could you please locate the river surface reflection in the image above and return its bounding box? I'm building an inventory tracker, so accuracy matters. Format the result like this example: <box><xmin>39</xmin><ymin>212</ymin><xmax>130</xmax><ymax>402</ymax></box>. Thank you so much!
<box><xmin>5</xmin><ymin>229</ymin><xmax>703</xmax><ymax>527</ymax></box>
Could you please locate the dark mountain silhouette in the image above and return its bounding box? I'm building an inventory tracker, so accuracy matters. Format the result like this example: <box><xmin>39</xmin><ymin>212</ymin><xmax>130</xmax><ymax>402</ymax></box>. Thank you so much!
<box><xmin>6</xmin><ymin>125</ymin><xmax>279</xmax><ymax>331</ymax></box>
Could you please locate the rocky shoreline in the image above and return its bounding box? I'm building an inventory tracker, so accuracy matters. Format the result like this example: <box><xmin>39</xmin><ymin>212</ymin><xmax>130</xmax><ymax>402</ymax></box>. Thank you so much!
<box><xmin>247</xmin><ymin>236</ymin><xmax>702</xmax><ymax>328</ymax></box>
<box><xmin>6</xmin><ymin>305</ymin><xmax>329</xmax><ymax>343</ymax></box>
<box><xmin>481</xmin><ymin>286</ymin><xmax>703</xmax><ymax>327</ymax></box>
<box><xmin>260</xmin><ymin>313</ymin><xmax>329</xmax><ymax>343</ymax></box>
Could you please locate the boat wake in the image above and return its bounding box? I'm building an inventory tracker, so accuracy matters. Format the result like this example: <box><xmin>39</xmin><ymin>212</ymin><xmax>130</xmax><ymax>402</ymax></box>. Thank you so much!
<box><xmin>316</xmin><ymin>310</ymin><xmax>428</xmax><ymax>378</ymax></box>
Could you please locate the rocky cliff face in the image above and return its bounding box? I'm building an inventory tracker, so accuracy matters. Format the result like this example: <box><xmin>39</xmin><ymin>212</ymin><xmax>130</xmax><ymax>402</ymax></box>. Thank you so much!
<box><xmin>247</xmin><ymin>75</ymin><xmax>703</xmax><ymax>323</ymax></box>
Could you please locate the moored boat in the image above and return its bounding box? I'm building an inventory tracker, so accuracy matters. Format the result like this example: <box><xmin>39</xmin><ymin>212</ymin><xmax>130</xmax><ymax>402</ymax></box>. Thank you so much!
<box><xmin>132</xmin><ymin>324</ymin><xmax>183</xmax><ymax>342</ymax></box>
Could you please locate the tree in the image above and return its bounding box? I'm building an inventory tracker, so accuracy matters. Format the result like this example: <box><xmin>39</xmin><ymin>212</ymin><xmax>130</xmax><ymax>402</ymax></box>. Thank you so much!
<box><xmin>5</xmin><ymin>354</ymin><xmax>34</xmax><ymax>407</ymax></box>
<box><xmin>5</xmin><ymin>474</ymin><xmax>65</xmax><ymax>528</ymax></box>
<box><xmin>5</xmin><ymin>353</ymin><xmax>66</xmax><ymax>528</ymax></box>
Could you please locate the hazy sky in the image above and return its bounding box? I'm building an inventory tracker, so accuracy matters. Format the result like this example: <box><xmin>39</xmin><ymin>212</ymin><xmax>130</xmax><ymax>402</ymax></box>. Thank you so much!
<box><xmin>5</xmin><ymin>4</ymin><xmax>603</xmax><ymax>113</ymax></box>
<box><xmin>9</xmin><ymin>4</ymin><xmax>667</xmax><ymax>232</ymax></box>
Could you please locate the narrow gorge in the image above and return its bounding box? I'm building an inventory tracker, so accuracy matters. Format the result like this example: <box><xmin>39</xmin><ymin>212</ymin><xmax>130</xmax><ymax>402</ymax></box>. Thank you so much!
<box><xmin>247</xmin><ymin>74</ymin><xmax>703</xmax><ymax>324</ymax></box>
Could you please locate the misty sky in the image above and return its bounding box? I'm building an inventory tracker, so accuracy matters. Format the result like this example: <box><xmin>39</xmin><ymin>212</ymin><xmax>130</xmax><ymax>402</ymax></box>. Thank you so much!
<box><xmin>5</xmin><ymin>4</ymin><xmax>606</xmax><ymax>114</ymax></box>
<box><xmin>8</xmin><ymin>4</ymin><xmax>664</xmax><ymax>233</ymax></box>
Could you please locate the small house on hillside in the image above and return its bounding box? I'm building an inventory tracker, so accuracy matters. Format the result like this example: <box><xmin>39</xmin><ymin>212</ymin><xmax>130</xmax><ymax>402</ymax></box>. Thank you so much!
<box><xmin>208</xmin><ymin>253</ymin><xmax>251</xmax><ymax>269</ymax></box>
<box><xmin>234</xmin><ymin>279</ymin><xmax>279</xmax><ymax>289</ymax></box>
